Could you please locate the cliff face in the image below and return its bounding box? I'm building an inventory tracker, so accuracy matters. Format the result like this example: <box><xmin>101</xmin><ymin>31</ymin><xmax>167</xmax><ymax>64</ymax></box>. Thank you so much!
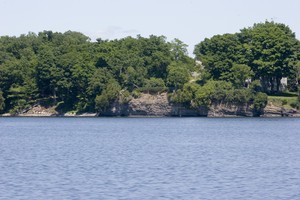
<box><xmin>100</xmin><ymin>93</ymin><xmax>207</xmax><ymax>117</ymax></box>
<box><xmin>262</xmin><ymin>103</ymin><xmax>300</xmax><ymax>117</ymax></box>
<box><xmin>129</xmin><ymin>93</ymin><xmax>173</xmax><ymax>116</ymax></box>
<box><xmin>100</xmin><ymin>92</ymin><xmax>300</xmax><ymax>117</ymax></box>
<box><xmin>100</xmin><ymin>93</ymin><xmax>256</xmax><ymax>117</ymax></box>
<box><xmin>6</xmin><ymin>92</ymin><xmax>299</xmax><ymax>117</ymax></box>
<box><xmin>129</xmin><ymin>93</ymin><xmax>208</xmax><ymax>116</ymax></box>
<box><xmin>15</xmin><ymin>105</ymin><xmax>58</xmax><ymax>117</ymax></box>
<box><xmin>208</xmin><ymin>103</ymin><xmax>254</xmax><ymax>117</ymax></box>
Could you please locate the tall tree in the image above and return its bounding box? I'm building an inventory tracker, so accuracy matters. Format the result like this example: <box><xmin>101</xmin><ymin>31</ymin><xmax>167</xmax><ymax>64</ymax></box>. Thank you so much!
<box><xmin>194</xmin><ymin>21</ymin><xmax>299</xmax><ymax>93</ymax></box>
<box><xmin>241</xmin><ymin>21</ymin><xmax>299</xmax><ymax>92</ymax></box>
<box><xmin>0</xmin><ymin>91</ymin><xmax>4</xmax><ymax>112</ymax></box>
<box><xmin>194</xmin><ymin>33</ymin><xmax>240</xmax><ymax>80</ymax></box>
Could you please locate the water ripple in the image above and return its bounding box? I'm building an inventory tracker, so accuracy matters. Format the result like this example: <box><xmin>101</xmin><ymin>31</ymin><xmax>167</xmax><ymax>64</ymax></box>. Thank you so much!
<box><xmin>1</xmin><ymin>117</ymin><xmax>300</xmax><ymax>199</ymax></box>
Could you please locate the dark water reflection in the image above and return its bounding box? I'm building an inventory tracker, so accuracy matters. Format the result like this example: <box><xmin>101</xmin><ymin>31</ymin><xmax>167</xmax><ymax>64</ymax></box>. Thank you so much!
<box><xmin>1</xmin><ymin>117</ymin><xmax>300</xmax><ymax>199</ymax></box>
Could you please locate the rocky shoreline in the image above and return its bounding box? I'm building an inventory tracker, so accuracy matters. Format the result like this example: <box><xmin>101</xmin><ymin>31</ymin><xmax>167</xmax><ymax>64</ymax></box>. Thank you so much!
<box><xmin>1</xmin><ymin>93</ymin><xmax>300</xmax><ymax>117</ymax></box>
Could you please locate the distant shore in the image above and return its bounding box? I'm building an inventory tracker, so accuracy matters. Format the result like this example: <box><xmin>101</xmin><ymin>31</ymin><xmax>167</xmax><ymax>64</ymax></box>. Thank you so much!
<box><xmin>1</xmin><ymin>92</ymin><xmax>300</xmax><ymax>118</ymax></box>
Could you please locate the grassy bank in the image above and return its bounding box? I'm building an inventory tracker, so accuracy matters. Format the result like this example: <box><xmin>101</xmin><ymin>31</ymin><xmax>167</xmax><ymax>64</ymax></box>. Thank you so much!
<box><xmin>268</xmin><ymin>92</ymin><xmax>299</xmax><ymax>109</ymax></box>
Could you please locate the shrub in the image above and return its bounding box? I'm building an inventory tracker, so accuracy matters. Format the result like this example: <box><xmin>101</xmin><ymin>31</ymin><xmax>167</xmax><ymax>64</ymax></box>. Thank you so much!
<box><xmin>132</xmin><ymin>90</ymin><xmax>142</xmax><ymax>98</ymax></box>
<box><xmin>290</xmin><ymin>101</ymin><xmax>299</xmax><ymax>109</ymax></box>
<box><xmin>119</xmin><ymin>90</ymin><xmax>132</xmax><ymax>104</ymax></box>
<box><xmin>281</xmin><ymin>99</ymin><xmax>288</xmax><ymax>106</ymax></box>
<box><xmin>252</xmin><ymin>92</ymin><xmax>268</xmax><ymax>115</ymax></box>
<box><xmin>0</xmin><ymin>91</ymin><xmax>4</xmax><ymax>113</ymax></box>
<box><xmin>233</xmin><ymin>89</ymin><xmax>253</xmax><ymax>104</ymax></box>
<box><xmin>95</xmin><ymin>79</ymin><xmax>121</xmax><ymax>112</ymax></box>
<box><xmin>249</xmin><ymin>80</ymin><xmax>262</xmax><ymax>92</ymax></box>
<box><xmin>144</xmin><ymin>78</ymin><xmax>165</xmax><ymax>88</ymax></box>
<box><xmin>170</xmin><ymin>83</ymin><xmax>200</xmax><ymax>107</ymax></box>
<box><xmin>9</xmin><ymin>99</ymin><xmax>28</xmax><ymax>115</ymax></box>
<box><xmin>95</xmin><ymin>94</ymin><xmax>110</xmax><ymax>111</ymax></box>
<box><xmin>167</xmin><ymin>63</ymin><xmax>190</xmax><ymax>89</ymax></box>
<box><xmin>194</xmin><ymin>80</ymin><xmax>233</xmax><ymax>107</ymax></box>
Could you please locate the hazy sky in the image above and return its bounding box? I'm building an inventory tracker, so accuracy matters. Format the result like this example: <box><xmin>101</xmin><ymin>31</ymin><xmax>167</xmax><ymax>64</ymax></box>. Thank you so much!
<box><xmin>1</xmin><ymin>0</ymin><xmax>299</xmax><ymax>55</ymax></box>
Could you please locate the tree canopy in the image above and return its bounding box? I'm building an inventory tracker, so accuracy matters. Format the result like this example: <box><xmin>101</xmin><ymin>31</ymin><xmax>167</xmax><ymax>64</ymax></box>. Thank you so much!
<box><xmin>0</xmin><ymin>31</ymin><xmax>195</xmax><ymax>114</ymax></box>
<box><xmin>194</xmin><ymin>21</ymin><xmax>300</xmax><ymax>93</ymax></box>
<box><xmin>0</xmin><ymin>21</ymin><xmax>299</xmax><ymax>115</ymax></box>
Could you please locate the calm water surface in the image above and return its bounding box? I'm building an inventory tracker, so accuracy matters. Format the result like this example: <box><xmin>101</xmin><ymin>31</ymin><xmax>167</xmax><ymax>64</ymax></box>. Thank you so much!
<box><xmin>1</xmin><ymin>117</ymin><xmax>300</xmax><ymax>200</ymax></box>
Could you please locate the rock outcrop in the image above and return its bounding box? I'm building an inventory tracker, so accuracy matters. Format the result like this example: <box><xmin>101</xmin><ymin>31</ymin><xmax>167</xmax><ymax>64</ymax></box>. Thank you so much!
<box><xmin>208</xmin><ymin>103</ymin><xmax>254</xmax><ymax>117</ymax></box>
<box><xmin>129</xmin><ymin>93</ymin><xmax>172</xmax><ymax>116</ymax></box>
<box><xmin>100</xmin><ymin>93</ymin><xmax>300</xmax><ymax>117</ymax></box>
<box><xmin>100</xmin><ymin>93</ymin><xmax>257</xmax><ymax>117</ymax></box>
<box><xmin>100</xmin><ymin>92</ymin><xmax>208</xmax><ymax>117</ymax></box>
<box><xmin>262</xmin><ymin>103</ymin><xmax>300</xmax><ymax>117</ymax></box>
<box><xmin>18</xmin><ymin>105</ymin><xmax>58</xmax><ymax>117</ymax></box>
<box><xmin>3</xmin><ymin>92</ymin><xmax>300</xmax><ymax>117</ymax></box>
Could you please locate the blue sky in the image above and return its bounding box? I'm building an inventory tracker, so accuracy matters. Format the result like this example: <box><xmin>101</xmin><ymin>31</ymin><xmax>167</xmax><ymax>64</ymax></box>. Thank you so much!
<box><xmin>1</xmin><ymin>0</ymin><xmax>299</xmax><ymax>55</ymax></box>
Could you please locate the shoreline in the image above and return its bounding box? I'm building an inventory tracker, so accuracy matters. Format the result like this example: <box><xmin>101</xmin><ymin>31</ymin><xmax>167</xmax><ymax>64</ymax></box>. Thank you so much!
<box><xmin>1</xmin><ymin>114</ymin><xmax>300</xmax><ymax>118</ymax></box>
<box><xmin>1</xmin><ymin>94</ymin><xmax>299</xmax><ymax>118</ymax></box>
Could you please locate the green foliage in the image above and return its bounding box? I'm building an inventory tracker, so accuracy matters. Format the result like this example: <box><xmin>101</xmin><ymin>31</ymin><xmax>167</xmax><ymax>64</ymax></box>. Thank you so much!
<box><xmin>137</xmin><ymin>77</ymin><xmax>167</xmax><ymax>94</ymax></box>
<box><xmin>167</xmin><ymin>63</ymin><xmax>190</xmax><ymax>89</ymax></box>
<box><xmin>144</xmin><ymin>78</ymin><xmax>165</xmax><ymax>88</ymax></box>
<box><xmin>290</xmin><ymin>101</ymin><xmax>299</xmax><ymax>109</ymax></box>
<box><xmin>170</xmin><ymin>82</ymin><xmax>200</xmax><ymax>107</ymax></box>
<box><xmin>194</xmin><ymin>81</ymin><xmax>234</xmax><ymax>107</ymax></box>
<box><xmin>268</xmin><ymin>95</ymin><xmax>298</xmax><ymax>109</ymax></box>
<box><xmin>132</xmin><ymin>90</ymin><xmax>142</xmax><ymax>98</ymax></box>
<box><xmin>222</xmin><ymin>64</ymin><xmax>253</xmax><ymax>88</ymax></box>
<box><xmin>9</xmin><ymin>99</ymin><xmax>28</xmax><ymax>115</ymax></box>
<box><xmin>95</xmin><ymin>95</ymin><xmax>110</xmax><ymax>112</ymax></box>
<box><xmin>87</xmin><ymin>68</ymin><xmax>112</xmax><ymax>96</ymax></box>
<box><xmin>194</xmin><ymin>33</ymin><xmax>239</xmax><ymax>79</ymax></box>
<box><xmin>170</xmin><ymin>38</ymin><xmax>190</xmax><ymax>62</ymax></box>
<box><xmin>0</xmin><ymin>23</ymin><xmax>298</xmax><ymax>115</ymax></box>
<box><xmin>121</xmin><ymin>66</ymin><xmax>146</xmax><ymax>90</ymax></box>
<box><xmin>296</xmin><ymin>61</ymin><xmax>300</xmax><ymax>82</ymax></box>
<box><xmin>172</xmin><ymin>80</ymin><xmax>268</xmax><ymax>114</ymax></box>
<box><xmin>172</xmin><ymin>80</ymin><xmax>235</xmax><ymax>107</ymax></box>
<box><xmin>0</xmin><ymin>91</ymin><xmax>4</xmax><ymax>112</ymax></box>
<box><xmin>252</xmin><ymin>92</ymin><xmax>268</xmax><ymax>115</ymax></box>
<box><xmin>249</xmin><ymin>80</ymin><xmax>263</xmax><ymax>92</ymax></box>
<box><xmin>298</xmin><ymin>85</ymin><xmax>300</xmax><ymax>102</ymax></box>
<box><xmin>95</xmin><ymin>79</ymin><xmax>121</xmax><ymax>112</ymax></box>
<box><xmin>136</xmin><ymin>87</ymin><xmax>168</xmax><ymax>94</ymax></box>
<box><xmin>119</xmin><ymin>90</ymin><xmax>132</xmax><ymax>104</ymax></box>
<box><xmin>0</xmin><ymin>31</ymin><xmax>195</xmax><ymax>113</ymax></box>
<box><xmin>194</xmin><ymin>21</ymin><xmax>299</xmax><ymax>93</ymax></box>
<box><xmin>234</xmin><ymin>89</ymin><xmax>253</xmax><ymax>103</ymax></box>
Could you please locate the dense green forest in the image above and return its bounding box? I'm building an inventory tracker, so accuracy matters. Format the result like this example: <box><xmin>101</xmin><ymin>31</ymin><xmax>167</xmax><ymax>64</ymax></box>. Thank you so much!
<box><xmin>0</xmin><ymin>21</ymin><xmax>299</xmax><ymax>115</ymax></box>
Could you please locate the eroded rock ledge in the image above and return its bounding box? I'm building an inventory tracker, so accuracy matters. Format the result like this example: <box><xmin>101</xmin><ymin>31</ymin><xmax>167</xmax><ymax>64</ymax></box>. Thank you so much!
<box><xmin>2</xmin><ymin>92</ymin><xmax>299</xmax><ymax>117</ymax></box>
<box><xmin>262</xmin><ymin>103</ymin><xmax>300</xmax><ymax>117</ymax></box>
<box><xmin>100</xmin><ymin>93</ymin><xmax>207</xmax><ymax>117</ymax></box>
<box><xmin>100</xmin><ymin>92</ymin><xmax>300</xmax><ymax>117</ymax></box>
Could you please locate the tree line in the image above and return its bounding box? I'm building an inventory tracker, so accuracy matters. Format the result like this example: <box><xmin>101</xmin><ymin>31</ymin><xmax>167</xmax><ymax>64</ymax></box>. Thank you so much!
<box><xmin>0</xmin><ymin>21</ymin><xmax>299</xmax><ymax>115</ymax></box>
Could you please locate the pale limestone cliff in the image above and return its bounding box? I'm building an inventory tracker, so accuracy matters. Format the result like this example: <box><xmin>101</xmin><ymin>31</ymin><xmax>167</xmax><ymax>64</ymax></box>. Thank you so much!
<box><xmin>18</xmin><ymin>105</ymin><xmax>58</xmax><ymax>117</ymax></box>
<box><xmin>208</xmin><ymin>103</ymin><xmax>254</xmax><ymax>117</ymax></box>
<box><xmin>4</xmin><ymin>92</ymin><xmax>300</xmax><ymax>117</ymax></box>
<box><xmin>100</xmin><ymin>93</ymin><xmax>257</xmax><ymax>117</ymax></box>
<box><xmin>100</xmin><ymin>92</ymin><xmax>207</xmax><ymax>117</ymax></box>
<box><xmin>101</xmin><ymin>93</ymin><xmax>300</xmax><ymax>117</ymax></box>
<box><xmin>262</xmin><ymin>103</ymin><xmax>300</xmax><ymax>117</ymax></box>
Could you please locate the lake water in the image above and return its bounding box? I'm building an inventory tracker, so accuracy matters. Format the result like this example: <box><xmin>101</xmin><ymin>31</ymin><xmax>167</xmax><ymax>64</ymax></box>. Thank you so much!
<box><xmin>1</xmin><ymin>117</ymin><xmax>300</xmax><ymax>200</ymax></box>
